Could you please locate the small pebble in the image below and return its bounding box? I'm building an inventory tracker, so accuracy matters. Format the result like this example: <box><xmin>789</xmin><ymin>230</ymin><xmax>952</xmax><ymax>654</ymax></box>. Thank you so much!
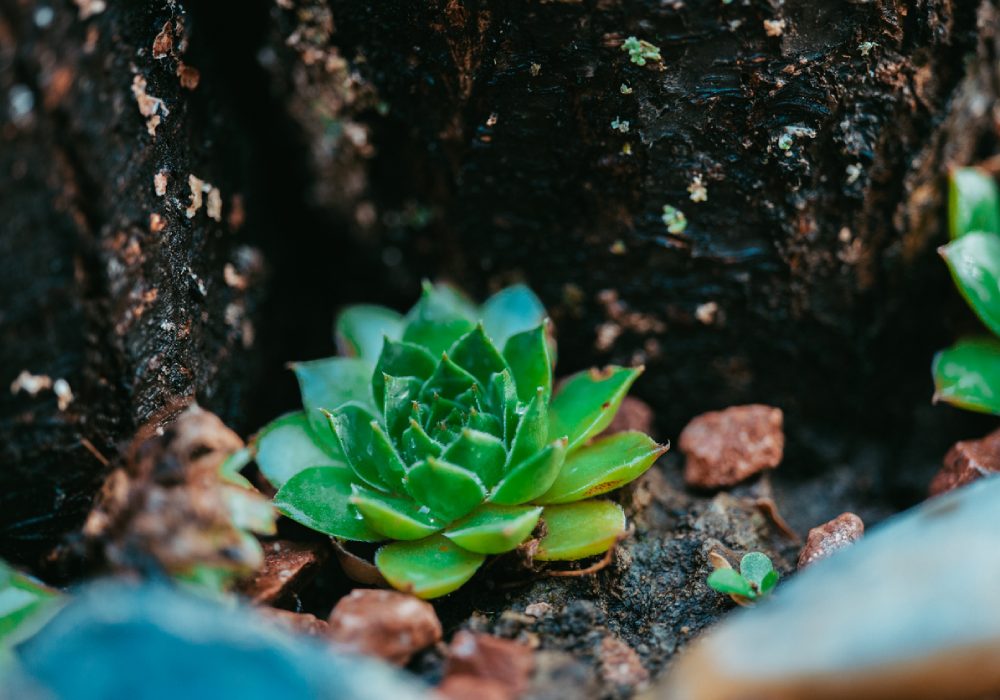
<box><xmin>797</xmin><ymin>512</ymin><xmax>864</xmax><ymax>569</ymax></box>
<box><xmin>680</xmin><ymin>405</ymin><xmax>784</xmax><ymax>489</ymax></box>
<box><xmin>327</xmin><ymin>589</ymin><xmax>441</xmax><ymax>666</ymax></box>
<box><xmin>599</xmin><ymin>635</ymin><xmax>649</xmax><ymax>689</ymax></box>
<box><xmin>444</xmin><ymin>631</ymin><xmax>534</xmax><ymax>697</ymax></box>
<box><xmin>929</xmin><ymin>427</ymin><xmax>1000</xmax><ymax>496</ymax></box>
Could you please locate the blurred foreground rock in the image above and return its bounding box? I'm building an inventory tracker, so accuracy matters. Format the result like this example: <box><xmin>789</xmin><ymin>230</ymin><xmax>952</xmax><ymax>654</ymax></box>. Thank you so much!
<box><xmin>658</xmin><ymin>477</ymin><xmax>1000</xmax><ymax>700</ymax></box>
<box><xmin>7</xmin><ymin>581</ymin><xmax>428</xmax><ymax>700</ymax></box>
<box><xmin>930</xmin><ymin>427</ymin><xmax>1000</xmax><ymax>496</ymax></box>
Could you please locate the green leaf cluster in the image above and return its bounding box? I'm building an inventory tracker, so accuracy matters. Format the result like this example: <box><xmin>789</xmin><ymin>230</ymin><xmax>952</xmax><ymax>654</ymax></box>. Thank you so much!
<box><xmin>621</xmin><ymin>36</ymin><xmax>662</xmax><ymax>66</ymax></box>
<box><xmin>0</xmin><ymin>560</ymin><xmax>62</xmax><ymax>656</ymax></box>
<box><xmin>934</xmin><ymin>168</ymin><xmax>1000</xmax><ymax>414</ymax></box>
<box><xmin>706</xmin><ymin>552</ymin><xmax>778</xmax><ymax>603</ymax></box>
<box><xmin>251</xmin><ymin>283</ymin><xmax>665</xmax><ymax>597</ymax></box>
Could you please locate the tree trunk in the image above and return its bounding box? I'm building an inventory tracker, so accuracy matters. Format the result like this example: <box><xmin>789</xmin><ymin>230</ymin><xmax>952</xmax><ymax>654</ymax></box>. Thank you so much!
<box><xmin>1</xmin><ymin>0</ymin><xmax>998</xmax><ymax>565</ymax></box>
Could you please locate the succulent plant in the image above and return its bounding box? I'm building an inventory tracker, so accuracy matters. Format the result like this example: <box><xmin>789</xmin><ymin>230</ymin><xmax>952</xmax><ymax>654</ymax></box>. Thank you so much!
<box><xmin>933</xmin><ymin>167</ymin><xmax>1000</xmax><ymax>415</ymax></box>
<box><xmin>706</xmin><ymin>552</ymin><xmax>779</xmax><ymax>606</ymax></box>
<box><xmin>251</xmin><ymin>283</ymin><xmax>666</xmax><ymax>598</ymax></box>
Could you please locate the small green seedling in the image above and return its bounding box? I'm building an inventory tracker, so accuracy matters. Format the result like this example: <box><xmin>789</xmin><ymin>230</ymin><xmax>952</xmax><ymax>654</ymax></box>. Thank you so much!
<box><xmin>707</xmin><ymin>552</ymin><xmax>779</xmax><ymax>606</ymax></box>
<box><xmin>662</xmin><ymin>205</ymin><xmax>687</xmax><ymax>234</ymax></box>
<box><xmin>933</xmin><ymin>167</ymin><xmax>1000</xmax><ymax>414</ymax></box>
<box><xmin>250</xmin><ymin>283</ymin><xmax>667</xmax><ymax>598</ymax></box>
<box><xmin>622</xmin><ymin>36</ymin><xmax>662</xmax><ymax>66</ymax></box>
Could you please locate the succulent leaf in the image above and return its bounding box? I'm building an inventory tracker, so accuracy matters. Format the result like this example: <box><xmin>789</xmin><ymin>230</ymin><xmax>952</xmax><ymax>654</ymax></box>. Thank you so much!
<box><xmin>949</xmin><ymin>167</ymin><xmax>1000</xmax><ymax>240</ymax></box>
<box><xmin>443</xmin><ymin>504</ymin><xmax>543</xmax><ymax>554</ymax></box>
<box><xmin>350</xmin><ymin>485</ymin><xmax>443</xmax><ymax>540</ymax></box>
<box><xmin>707</xmin><ymin>569</ymin><xmax>756</xmax><ymax>598</ymax></box>
<box><xmin>328</xmin><ymin>404</ymin><xmax>406</xmax><ymax>492</ymax></box>
<box><xmin>503</xmin><ymin>323</ymin><xmax>553</xmax><ymax>404</ymax></box>
<box><xmin>401</xmin><ymin>418</ymin><xmax>444</xmax><ymax>463</ymax></box>
<box><xmin>932</xmin><ymin>336</ymin><xmax>1000</xmax><ymax>414</ymax></box>
<box><xmin>449</xmin><ymin>325</ymin><xmax>509</xmax><ymax>386</ymax></box>
<box><xmin>489</xmin><ymin>369</ymin><xmax>519</xmax><ymax>444</ymax></box>
<box><xmin>274</xmin><ymin>467</ymin><xmax>382</xmax><ymax>541</ymax></box>
<box><xmin>372</xmin><ymin>339</ymin><xmax>437</xmax><ymax>409</ymax></box>
<box><xmin>405</xmin><ymin>458</ymin><xmax>488</xmax><ymax>521</ymax></box>
<box><xmin>940</xmin><ymin>232</ymin><xmax>1000</xmax><ymax>337</ymax></box>
<box><xmin>548</xmin><ymin>366</ymin><xmax>643</xmax><ymax>451</ymax></box>
<box><xmin>0</xmin><ymin>560</ymin><xmax>62</xmax><ymax>647</ymax></box>
<box><xmin>253</xmin><ymin>412</ymin><xmax>347</xmax><ymax>489</ymax></box>
<box><xmin>507</xmin><ymin>390</ymin><xmax>549</xmax><ymax>468</ymax></box>
<box><xmin>739</xmin><ymin>552</ymin><xmax>775</xmax><ymax>587</ymax></box>
<box><xmin>481</xmin><ymin>284</ymin><xmax>547</xmax><ymax>350</ymax></box>
<box><xmin>420</xmin><ymin>354</ymin><xmax>481</xmax><ymax>403</ymax></box>
<box><xmin>491</xmin><ymin>438</ymin><xmax>567</xmax><ymax>505</ymax></box>
<box><xmin>403</xmin><ymin>283</ymin><xmax>477</xmax><ymax>355</ymax></box>
<box><xmin>535</xmin><ymin>501</ymin><xmax>626</xmax><ymax>561</ymax></box>
<box><xmin>537</xmin><ymin>431</ymin><xmax>665</xmax><ymax>504</ymax></box>
<box><xmin>383</xmin><ymin>375</ymin><xmax>423</xmax><ymax>440</ymax></box>
<box><xmin>293</xmin><ymin>357</ymin><xmax>375</xmax><ymax>435</ymax></box>
<box><xmin>375</xmin><ymin>534</ymin><xmax>485</xmax><ymax>599</ymax></box>
<box><xmin>335</xmin><ymin>304</ymin><xmax>404</xmax><ymax>361</ymax></box>
<box><xmin>441</xmin><ymin>429</ymin><xmax>507</xmax><ymax>488</ymax></box>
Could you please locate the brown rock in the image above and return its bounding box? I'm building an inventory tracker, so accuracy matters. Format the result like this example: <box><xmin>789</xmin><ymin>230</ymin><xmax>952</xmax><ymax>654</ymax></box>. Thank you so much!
<box><xmin>599</xmin><ymin>635</ymin><xmax>649</xmax><ymax>689</ymax></box>
<box><xmin>237</xmin><ymin>539</ymin><xmax>329</xmax><ymax>604</ymax></box>
<box><xmin>444</xmin><ymin>631</ymin><xmax>534</xmax><ymax>697</ymax></box>
<box><xmin>930</xmin><ymin>428</ymin><xmax>1000</xmax><ymax>496</ymax></box>
<box><xmin>680</xmin><ymin>404</ymin><xmax>784</xmax><ymax>489</ymax></box>
<box><xmin>437</xmin><ymin>675</ymin><xmax>513</xmax><ymax>700</ymax></box>
<box><xmin>797</xmin><ymin>513</ymin><xmax>865</xmax><ymax>569</ymax></box>
<box><xmin>327</xmin><ymin>589</ymin><xmax>442</xmax><ymax>665</ymax></box>
<box><xmin>257</xmin><ymin>607</ymin><xmax>330</xmax><ymax>637</ymax></box>
<box><xmin>601</xmin><ymin>396</ymin><xmax>655</xmax><ymax>438</ymax></box>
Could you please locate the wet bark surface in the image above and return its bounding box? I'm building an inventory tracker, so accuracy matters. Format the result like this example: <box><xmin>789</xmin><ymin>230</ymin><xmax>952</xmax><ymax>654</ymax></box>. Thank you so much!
<box><xmin>2</xmin><ymin>0</ymin><xmax>1000</xmax><ymax>695</ymax></box>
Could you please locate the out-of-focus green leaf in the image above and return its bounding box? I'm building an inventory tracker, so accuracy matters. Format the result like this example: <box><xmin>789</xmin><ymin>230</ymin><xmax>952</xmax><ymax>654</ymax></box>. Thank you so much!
<box><xmin>293</xmin><ymin>358</ymin><xmax>374</xmax><ymax>436</ymax></box>
<box><xmin>274</xmin><ymin>467</ymin><xmax>381</xmax><ymax>541</ymax></box>
<box><xmin>949</xmin><ymin>167</ymin><xmax>1000</xmax><ymax>240</ymax></box>
<box><xmin>534</xmin><ymin>500</ymin><xmax>626</xmax><ymax>561</ymax></box>
<box><xmin>375</xmin><ymin>535</ymin><xmax>485</xmax><ymax>599</ymax></box>
<box><xmin>932</xmin><ymin>336</ymin><xmax>1000</xmax><ymax>415</ymax></box>
<box><xmin>334</xmin><ymin>305</ymin><xmax>404</xmax><ymax>361</ymax></box>
<box><xmin>940</xmin><ymin>232</ymin><xmax>1000</xmax><ymax>337</ymax></box>
<box><xmin>481</xmin><ymin>284</ymin><xmax>547</xmax><ymax>350</ymax></box>
<box><xmin>740</xmin><ymin>552</ymin><xmax>775</xmax><ymax>588</ymax></box>
<box><xmin>0</xmin><ymin>561</ymin><xmax>62</xmax><ymax>647</ymax></box>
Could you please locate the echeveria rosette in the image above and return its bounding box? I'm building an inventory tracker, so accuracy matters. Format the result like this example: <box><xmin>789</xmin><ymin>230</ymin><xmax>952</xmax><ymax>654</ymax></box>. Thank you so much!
<box><xmin>251</xmin><ymin>283</ymin><xmax>666</xmax><ymax>598</ymax></box>
<box><xmin>933</xmin><ymin>168</ymin><xmax>1000</xmax><ymax>415</ymax></box>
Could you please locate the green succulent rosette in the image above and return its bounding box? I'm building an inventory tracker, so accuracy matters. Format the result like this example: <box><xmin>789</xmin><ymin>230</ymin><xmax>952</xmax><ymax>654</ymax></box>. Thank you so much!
<box><xmin>251</xmin><ymin>283</ymin><xmax>666</xmax><ymax>598</ymax></box>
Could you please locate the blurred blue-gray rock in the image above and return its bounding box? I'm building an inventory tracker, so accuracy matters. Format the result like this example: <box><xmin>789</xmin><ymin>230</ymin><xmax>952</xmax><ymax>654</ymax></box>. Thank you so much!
<box><xmin>5</xmin><ymin>581</ymin><xmax>429</xmax><ymax>700</ymax></box>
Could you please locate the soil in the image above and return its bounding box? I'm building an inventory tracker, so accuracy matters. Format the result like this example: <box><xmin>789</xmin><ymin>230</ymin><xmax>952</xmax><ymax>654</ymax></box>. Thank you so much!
<box><xmin>3</xmin><ymin>1</ymin><xmax>1000</xmax><ymax>697</ymax></box>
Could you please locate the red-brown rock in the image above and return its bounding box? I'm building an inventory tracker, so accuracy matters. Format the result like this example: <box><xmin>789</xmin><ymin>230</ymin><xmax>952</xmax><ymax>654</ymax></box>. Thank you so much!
<box><xmin>599</xmin><ymin>635</ymin><xmax>649</xmax><ymax>689</ymax></box>
<box><xmin>237</xmin><ymin>539</ymin><xmax>329</xmax><ymax>604</ymax></box>
<box><xmin>929</xmin><ymin>428</ymin><xmax>1000</xmax><ymax>496</ymax></box>
<box><xmin>444</xmin><ymin>631</ymin><xmax>534</xmax><ymax>697</ymax></box>
<box><xmin>437</xmin><ymin>675</ymin><xmax>514</xmax><ymax>700</ymax></box>
<box><xmin>327</xmin><ymin>589</ymin><xmax>442</xmax><ymax>665</ymax></box>
<box><xmin>680</xmin><ymin>404</ymin><xmax>784</xmax><ymax>489</ymax></box>
<box><xmin>257</xmin><ymin>607</ymin><xmax>330</xmax><ymax>637</ymax></box>
<box><xmin>797</xmin><ymin>512</ymin><xmax>864</xmax><ymax>569</ymax></box>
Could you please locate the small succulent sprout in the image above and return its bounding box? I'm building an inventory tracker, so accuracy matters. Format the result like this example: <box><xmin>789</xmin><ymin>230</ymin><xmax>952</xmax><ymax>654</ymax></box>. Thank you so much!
<box><xmin>622</xmin><ymin>36</ymin><xmax>662</xmax><ymax>66</ymax></box>
<box><xmin>933</xmin><ymin>167</ymin><xmax>1000</xmax><ymax>415</ymax></box>
<box><xmin>662</xmin><ymin>205</ymin><xmax>687</xmax><ymax>234</ymax></box>
<box><xmin>253</xmin><ymin>283</ymin><xmax>666</xmax><ymax>598</ymax></box>
<box><xmin>707</xmin><ymin>551</ymin><xmax>779</xmax><ymax>606</ymax></box>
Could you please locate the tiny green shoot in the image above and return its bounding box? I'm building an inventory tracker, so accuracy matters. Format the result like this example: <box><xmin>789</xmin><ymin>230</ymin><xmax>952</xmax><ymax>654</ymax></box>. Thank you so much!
<box><xmin>622</xmin><ymin>36</ymin><xmax>662</xmax><ymax>67</ymax></box>
<box><xmin>707</xmin><ymin>551</ymin><xmax>779</xmax><ymax>606</ymax></box>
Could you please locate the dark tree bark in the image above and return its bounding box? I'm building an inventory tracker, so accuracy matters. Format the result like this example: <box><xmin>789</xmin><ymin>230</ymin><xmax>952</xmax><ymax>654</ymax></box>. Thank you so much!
<box><xmin>1</xmin><ymin>0</ymin><xmax>998</xmax><ymax>569</ymax></box>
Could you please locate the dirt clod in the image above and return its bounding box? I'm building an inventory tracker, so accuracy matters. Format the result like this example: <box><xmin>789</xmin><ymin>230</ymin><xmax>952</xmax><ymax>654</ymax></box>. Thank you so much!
<box><xmin>599</xmin><ymin>635</ymin><xmax>649</xmax><ymax>690</ymax></box>
<box><xmin>929</xmin><ymin>428</ymin><xmax>1000</xmax><ymax>496</ymax></box>
<box><xmin>797</xmin><ymin>512</ymin><xmax>864</xmax><ymax>569</ymax></box>
<box><xmin>327</xmin><ymin>589</ymin><xmax>441</xmax><ymax>665</ymax></box>
<box><xmin>680</xmin><ymin>405</ymin><xmax>784</xmax><ymax>489</ymax></box>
